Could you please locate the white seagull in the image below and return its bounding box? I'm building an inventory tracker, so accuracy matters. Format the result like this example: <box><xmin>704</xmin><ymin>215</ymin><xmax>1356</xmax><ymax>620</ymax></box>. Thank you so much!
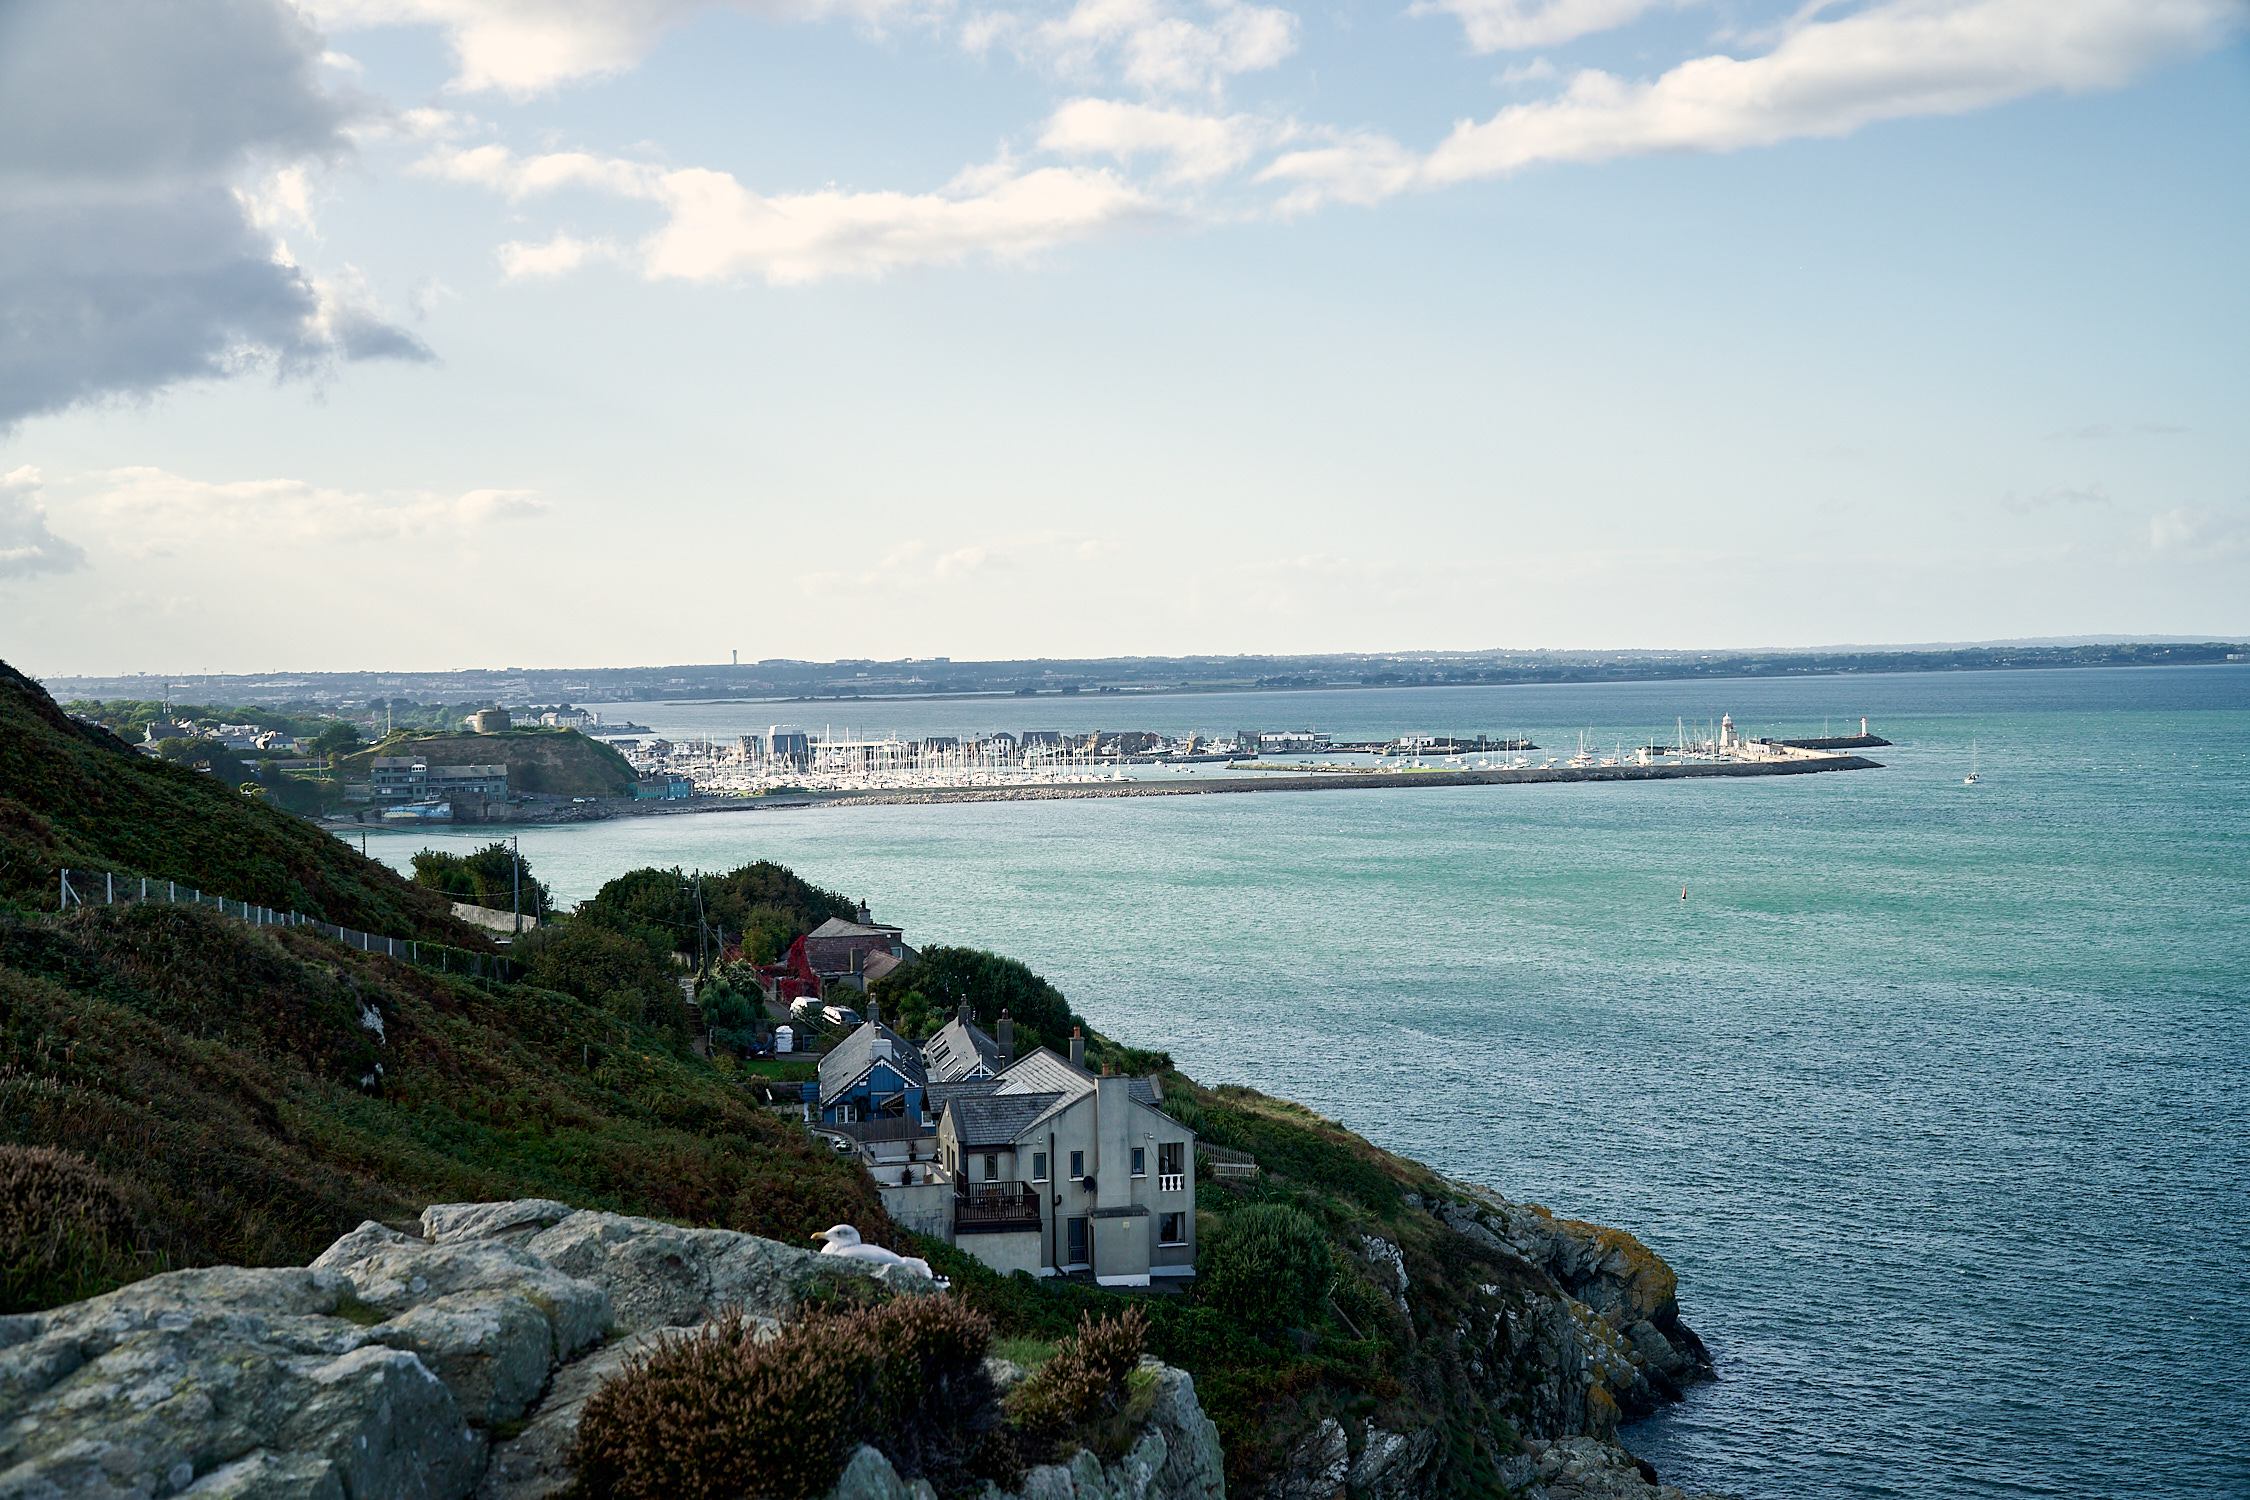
<box><xmin>813</xmin><ymin>1224</ymin><xmax>935</xmax><ymax>1280</ymax></box>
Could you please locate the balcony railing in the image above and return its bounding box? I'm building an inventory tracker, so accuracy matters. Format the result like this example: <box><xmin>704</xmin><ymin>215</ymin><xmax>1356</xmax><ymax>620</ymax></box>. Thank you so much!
<box><xmin>955</xmin><ymin>1183</ymin><xmax>1041</xmax><ymax>1232</ymax></box>
<box><xmin>1158</xmin><ymin>1173</ymin><xmax>1186</xmax><ymax>1193</ymax></box>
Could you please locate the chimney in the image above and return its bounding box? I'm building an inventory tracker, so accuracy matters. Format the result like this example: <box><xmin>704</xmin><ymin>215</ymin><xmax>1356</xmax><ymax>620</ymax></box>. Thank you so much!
<box><xmin>866</xmin><ymin>996</ymin><xmax>879</xmax><ymax>1026</ymax></box>
<box><xmin>998</xmin><ymin>1011</ymin><xmax>1014</xmax><ymax>1066</ymax></box>
<box><xmin>958</xmin><ymin>1002</ymin><xmax>972</xmax><ymax>1029</ymax></box>
<box><xmin>856</xmin><ymin>900</ymin><xmax>872</xmax><ymax>924</ymax></box>
<box><xmin>1069</xmin><ymin>1027</ymin><xmax>1085</xmax><ymax>1071</ymax></box>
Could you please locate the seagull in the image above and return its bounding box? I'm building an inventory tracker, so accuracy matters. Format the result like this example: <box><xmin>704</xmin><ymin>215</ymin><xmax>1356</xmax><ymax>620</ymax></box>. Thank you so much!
<box><xmin>813</xmin><ymin>1225</ymin><xmax>935</xmax><ymax>1280</ymax></box>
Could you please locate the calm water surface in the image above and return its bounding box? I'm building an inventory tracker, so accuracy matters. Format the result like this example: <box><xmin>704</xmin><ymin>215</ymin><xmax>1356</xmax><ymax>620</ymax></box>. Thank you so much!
<box><xmin>368</xmin><ymin>666</ymin><xmax>2250</xmax><ymax>1500</ymax></box>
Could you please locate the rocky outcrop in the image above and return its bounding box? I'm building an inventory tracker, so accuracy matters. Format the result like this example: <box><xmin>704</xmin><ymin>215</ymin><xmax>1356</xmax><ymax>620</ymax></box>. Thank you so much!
<box><xmin>827</xmin><ymin>1358</ymin><xmax>1224</xmax><ymax>1500</ymax></box>
<box><xmin>0</xmin><ymin>1202</ymin><xmax>932</xmax><ymax>1500</ymax></box>
<box><xmin>1514</xmin><ymin>1436</ymin><xmax>1741</xmax><ymax>1500</ymax></box>
<box><xmin>0</xmin><ymin>1202</ymin><xmax>1225</xmax><ymax>1500</ymax></box>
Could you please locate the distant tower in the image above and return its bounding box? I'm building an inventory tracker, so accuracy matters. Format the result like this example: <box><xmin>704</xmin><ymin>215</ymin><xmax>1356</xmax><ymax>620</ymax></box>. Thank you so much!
<box><xmin>1860</xmin><ymin>717</ymin><xmax>1869</xmax><ymax>737</ymax></box>
<box><xmin>1719</xmin><ymin>714</ymin><xmax>1736</xmax><ymax>750</ymax></box>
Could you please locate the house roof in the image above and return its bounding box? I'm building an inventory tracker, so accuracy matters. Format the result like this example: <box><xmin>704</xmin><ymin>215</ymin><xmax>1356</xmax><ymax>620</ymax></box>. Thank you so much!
<box><xmin>861</xmin><ymin>951</ymin><xmax>905</xmax><ymax>984</ymax></box>
<box><xmin>806</xmin><ymin>917</ymin><xmax>904</xmax><ymax>941</ymax></box>
<box><xmin>978</xmin><ymin>1048</ymin><xmax>1164</xmax><ymax>1134</ymax></box>
<box><xmin>922</xmin><ymin>1016</ymin><xmax>1002</xmax><ymax>1083</ymax></box>
<box><xmin>949</xmin><ymin>1091</ymin><xmax>1066</xmax><ymax>1147</ymax></box>
<box><xmin>817</xmin><ymin>1021</ymin><xmax>928</xmax><ymax>1106</ymax></box>
<box><xmin>924</xmin><ymin>1077</ymin><xmax>1002</xmax><ymax>1110</ymax></box>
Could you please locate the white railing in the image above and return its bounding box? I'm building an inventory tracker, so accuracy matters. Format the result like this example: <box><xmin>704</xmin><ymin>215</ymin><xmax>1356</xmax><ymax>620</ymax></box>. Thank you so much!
<box><xmin>1158</xmin><ymin>1173</ymin><xmax>1185</xmax><ymax>1193</ymax></box>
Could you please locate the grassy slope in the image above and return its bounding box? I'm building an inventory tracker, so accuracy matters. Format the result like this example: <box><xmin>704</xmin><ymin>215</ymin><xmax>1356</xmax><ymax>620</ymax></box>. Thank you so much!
<box><xmin>0</xmin><ymin>659</ymin><xmax>888</xmax><ymax>1305</ymax></box>
<box><xmin>0</xmin><ymin>660</ymin><xmax>468</xmax><ymax>940</ymax></box>
<box><xmin>337</xmin><ymin>728</ymin><xmax>639</xmax><ymax>799</ymax></box>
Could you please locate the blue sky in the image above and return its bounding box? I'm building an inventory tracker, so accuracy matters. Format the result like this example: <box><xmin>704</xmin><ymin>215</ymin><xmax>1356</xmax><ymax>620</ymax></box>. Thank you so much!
<box><xmin>2</xmin><ymin>0</ymin><xmax>2245</xmax><ymax>673</ymax></box>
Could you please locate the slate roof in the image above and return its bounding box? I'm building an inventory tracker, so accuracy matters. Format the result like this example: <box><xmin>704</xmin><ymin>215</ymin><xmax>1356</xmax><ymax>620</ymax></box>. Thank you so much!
<box><xmin>807</xmin><ymin>917</ymin><xmax>903</xmax><ymax>941</ymax></box>
<box><xmin>817</xmin><ymin>1021</ymin><xmax>928</xmax><ymax>1107</ymax></box>
<box><xmin>923</xmin><ymin>1016</ymin><xmax>1002</xmax><ymax>1082</ymax></box>
<box><xmin>950</xmin><ymin>1091</ymin><xmax>1066</xmax><ymax>1147</ymax></box>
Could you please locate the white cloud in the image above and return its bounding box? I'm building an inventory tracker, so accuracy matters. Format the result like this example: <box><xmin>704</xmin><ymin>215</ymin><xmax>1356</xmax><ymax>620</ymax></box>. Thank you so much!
<box><xmin>1263</xmin><ymin>0</ymin><xmax>2244</xmax><ymax>211</ymax></box>
<box><xmin>802</xmin><ymin>532</ymin><xmax>1112</xmax><ymax>596</ymax></box>
<box><xmin>975</xmin><ymin>0</ymin><xmax>1298</xmax><ymax>96</ymax></box>
<box><xmin>0</xmin><ymin>468</ymin><xmax>89</xmax><ymax>581</ymax></box>
<box><xmin>73</xmin><ymin>467</ymin><xmax>546</xmax><ymax>557</ymax></box>
<box><xmin>2148</xmin><ymin>506</ymin><xmax>2250</xmax><ymax>558</ymax></box>
<box><xmin>1038</xmin><ymin>98</ymin><xmax>1271</xmax><ymax>183</ymax></box>
<box><xmin>305</xmin><ymin>0</ymin><xmax>921</xmax><ymax>94</ymax></box>
<box><xmin>1259</xmin><ymin>132</ymin><xmax>1420</xmax><ymax>211</ymax></box>
<box><xmin>1423</xmin><ymin>0</ymin><xmax>2245</xmax><ymax>184</ymax></box>
<box><xmin>422</xmin><ymin>145</ymin><xmax>1159</xmax><ymax>282</ymax></box>
<box><xmin>1416</xmin><ymin>0</ymin><xmax>1673</xmax><ymax>53</ymax></box>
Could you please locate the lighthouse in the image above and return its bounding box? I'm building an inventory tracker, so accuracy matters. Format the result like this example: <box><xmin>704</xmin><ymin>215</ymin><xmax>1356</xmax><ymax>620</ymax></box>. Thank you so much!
<box><xmin>1719</xmin><ymin>714</ymin><xmax>1737</xmax><ymax>750</ymax></box>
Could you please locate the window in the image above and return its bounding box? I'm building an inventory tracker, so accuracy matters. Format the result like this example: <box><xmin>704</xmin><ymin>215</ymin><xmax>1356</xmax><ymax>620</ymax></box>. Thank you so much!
<box><xmin>1158</xmin><ymin>1142</ymin><xmax>1184</xmax><ymax>1175</ymax></box>
<box><xmin>1032</xmin><ymin>1152</ymin><xmax>1049</xmax><ymax>1182</ymax></box>
<box><xmin>1131</xmin><ymin>1147</ymin><xmax>1146</xmax><ymax>1177</ymax></box>
<box><xmin>1159</xmin><ymin>1212</ymin><xmax>1186</xmax><ymax>1246</ymax></box>
<box><xmin>835</xmin><ymin>1104</ymin><xmax>858</xmax><ymax>1123</ymax></box>
<box><xmin>983</xmin><ymin>1154</ymin><xmax>999</xmax><ymax>1182</ymax></box>
<box><xmin>1067</xmin><ymin>1217</ymin><xmax>1089</xmax><ymax>1265</ymax></box>
<box><xmin>1070</xmin><ymin>1150</ymin><xmax>1085</xmax><ymax>1180</ymax></box>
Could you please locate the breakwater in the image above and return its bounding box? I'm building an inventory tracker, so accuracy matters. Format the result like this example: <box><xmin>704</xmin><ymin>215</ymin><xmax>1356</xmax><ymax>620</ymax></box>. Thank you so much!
<box><xmin>816</xmin><ymin>754</ymin><xmax>1882</xmax><ymax>807</ymax></box>
<box><xmin>1777</xmin><ymin>733</ymin><xmax>1892</xmax><ymax>750</ymax></box>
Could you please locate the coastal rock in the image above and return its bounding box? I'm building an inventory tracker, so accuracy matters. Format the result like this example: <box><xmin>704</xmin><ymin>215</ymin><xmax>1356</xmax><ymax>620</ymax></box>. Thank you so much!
<box><xmin>476</xmin><ymin>1331</ymin><xmax>670</xmax><ymax>1500</ymax></box>
<box><xmin>422</xmin><ymin>1201</ymin><xmax>575</xmax><ymax>1249</ymax></box>
<box><xmin>1347</xmin><ymin>1425</ymin><xmax>1439</xmax><ymax>1500</ymax></box>
<box><xmin>1259</xmin><ymin>1416</ymin><xmax>1347</xmax><ymax>1500</ymax></box>
<box><xmin>1520</xmin><ymin>1436</ymin><xmax>1743</xmax><ymax>1500</ymax></box>
<box><xmin>519</xmin><ymin>1208</ymin><xmax>930</xmax><ymax>1333</ymax></box>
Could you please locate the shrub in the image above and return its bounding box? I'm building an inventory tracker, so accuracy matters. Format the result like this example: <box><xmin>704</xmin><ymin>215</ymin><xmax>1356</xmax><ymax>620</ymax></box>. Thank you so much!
<box><xmin>1199</xmin><ymin>1204</ymin><xmax>1332</xmax><ymax>1330</ymax></box>
<box><xmin>1005</xmin><ymin>1306</ymin><xmax>1149</xmax><ymax>1435</ymax></box>
<box><xmin>0</xmin><ymin>1145</ymin><xmax>153</xmax><ymax>1312</ymax></box>
<box><xmin>571</xmin><ymin>1294</ymin><xmax>996</xmax><ymax>1500</ymax></box>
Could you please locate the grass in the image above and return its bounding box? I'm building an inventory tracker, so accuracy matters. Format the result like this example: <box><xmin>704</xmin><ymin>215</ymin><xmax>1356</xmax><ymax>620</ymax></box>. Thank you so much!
<box><xmin>990</xmin><ymin>1335</ymin><xmax>1058</xmax><ymax>1371</ymax></box>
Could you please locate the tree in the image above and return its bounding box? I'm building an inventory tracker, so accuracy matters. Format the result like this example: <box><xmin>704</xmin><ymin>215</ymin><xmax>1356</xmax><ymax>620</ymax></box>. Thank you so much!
<box><xmin>310</xmin><ymin>722</ymin><xmax>364</xmax><ymax>760</ymax></box>
<box><xmin>412</xmin><ymin>842</ymin><xmax>553</xmax><ymax>915</ymax></box>
<box><xmin>517</xmin><ymin>906</ymin><xmax>689</xmax><ymax>1039</ymax></box>
<box><xmin>1199</xmin><ymin>1204</ymin><xmax>1333</xmax><ymax>1330</ymax></box>
<box><xmin>866</xmin><ymin>947</ymin><xmax>1080</xmax><ymax>1052</ymax></box>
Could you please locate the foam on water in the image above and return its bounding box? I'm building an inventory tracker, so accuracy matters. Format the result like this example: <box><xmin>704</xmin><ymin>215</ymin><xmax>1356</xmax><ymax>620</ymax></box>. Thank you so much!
<box><xmin>369</xmin><ymin>665</ymin><xmax>2250</xmax><ymax>1499</ymax></box>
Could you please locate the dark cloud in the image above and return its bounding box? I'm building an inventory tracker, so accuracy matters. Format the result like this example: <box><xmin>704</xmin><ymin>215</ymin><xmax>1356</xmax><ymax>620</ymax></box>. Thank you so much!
<box><xmin>0</xmin><ymin>0</ymin><xmax>428</xmax><ymax>428</ymax></box>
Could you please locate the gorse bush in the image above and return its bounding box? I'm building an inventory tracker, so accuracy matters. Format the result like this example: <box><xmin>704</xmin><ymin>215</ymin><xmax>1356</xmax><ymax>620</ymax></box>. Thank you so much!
<box><xmin>0</xmin><ymin>1146</ymin><xmax>153</xmax><ymax>1313</ymax></box>
<box><xmin>570</xmin><ymin>1294</ymin><xmax>997</xmax><ymax>1500</ymax></box>
<box><xmin>1199</xmin><ymin>1204</ymin><xmax>1333</xmax><ymax>1330</ymax></box>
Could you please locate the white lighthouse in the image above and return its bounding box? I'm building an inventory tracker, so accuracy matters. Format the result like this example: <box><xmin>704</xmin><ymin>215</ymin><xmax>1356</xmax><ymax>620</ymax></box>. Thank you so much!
<box><xmin>1719</xmin><ymin>714</ymin><xmax>1737</xmax><ymax>751</ymax></box>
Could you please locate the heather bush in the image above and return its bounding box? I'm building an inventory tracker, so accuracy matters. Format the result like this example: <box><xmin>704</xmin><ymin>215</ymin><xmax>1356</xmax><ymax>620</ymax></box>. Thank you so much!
<box><xmin>1199</xmin><ymin>1203</ymin><xmax>1332</xmax><ymax>1330</ymax></box>
<box><xmin>1004</xmin><ymin>1306</ymin><xmax>1149</xmax><ymax>1443</ymax></box>
<box><xmin>0</xmin><ymin>1145</ymin><xmax>154</xmax><ymax>1312</ymax></box>
<box><xmin>570</xmin><ymin>1294</ymin><xmax>997</xmax><ymax>1500</ymax></box>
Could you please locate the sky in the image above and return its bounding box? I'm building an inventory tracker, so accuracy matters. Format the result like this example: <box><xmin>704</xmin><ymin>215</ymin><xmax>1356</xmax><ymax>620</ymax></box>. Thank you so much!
<box><xmin>2</xmin><ymin>0</ymin><xmax>2246</xmax><ymax>675</ymax></box>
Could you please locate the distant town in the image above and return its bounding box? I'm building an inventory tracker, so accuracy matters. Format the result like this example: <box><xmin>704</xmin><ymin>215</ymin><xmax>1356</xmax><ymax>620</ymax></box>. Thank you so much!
<box><xmin>33</xmin><ymin>638</ymin><xmax>2250</xmax><ymax>712</ymax></box>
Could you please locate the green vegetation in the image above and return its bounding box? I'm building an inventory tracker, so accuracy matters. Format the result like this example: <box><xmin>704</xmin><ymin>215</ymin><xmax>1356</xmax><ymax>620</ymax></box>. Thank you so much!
<box><xmin>514</xmin><ymin>906</ymin><xmax>692</xmax><ymax>1035</ymax></box>
<box><xmin>591</xmin><ymin>861</ymin><xmax>857</xmax><ymax>965</ymax></box>
<box><xmin>1200</xmin><ymin>1204</ymin><xmax>1334</xmax><ymax>1330</ymax></box>
<box><xmin>0</xmin><ymin>1145</ymin><xmax>160</xmax><ymax>1314</ymax></box>
<box><xmin>412</xmin><ymin>841</ymin><xmax>555</xmax><ymax>916</ymax></box>
<box><xmin>0</xmin><ymin>900</ymin><xmax>888</xmax><ymax>1296</ymax></box>
<box><xmin>3</xmin><ymin>660</ymin><xmax>470</xmax><ymax>940</ymax></box>
<box><xmin>869</xmin><ymin>946</ymin><xmax>1080</xmax><ymax>1057</ymax></box>
<box><xmin>336</xmin><ymin>728</ymin><xmax>638</xmax><ymax>799</ymax></box>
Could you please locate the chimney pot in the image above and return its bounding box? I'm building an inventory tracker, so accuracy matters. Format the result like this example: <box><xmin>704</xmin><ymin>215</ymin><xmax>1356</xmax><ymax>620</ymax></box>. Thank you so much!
<box><xmin>1069</xmin><ymin>1029</ymin><xmax>1086</xmax><ymax>1070</ymax></box>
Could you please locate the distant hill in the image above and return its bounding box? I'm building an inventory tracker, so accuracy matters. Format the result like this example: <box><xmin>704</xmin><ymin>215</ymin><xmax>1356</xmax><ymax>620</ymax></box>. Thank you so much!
<box><xmin>0</xmin><ymin>658</ymin><xmax>469</xmax><ymax>940</ymax></box>
<box><xmin>338</xmin><ymin>727</ymin><xmax>640</xmax><ymax>799</ymax></box>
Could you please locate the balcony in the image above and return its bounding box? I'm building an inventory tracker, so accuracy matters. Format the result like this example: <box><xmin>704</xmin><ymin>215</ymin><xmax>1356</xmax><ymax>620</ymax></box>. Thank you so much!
<box><xmin>954</xmin><ymin>1182</ymin><xmax>1041</xmax><ymax>1234</ymax></box>
<box><xmin>1158</xmin><ymin>1173</ymin><xmax>1185</xmax><ymax>1193</ymax></box>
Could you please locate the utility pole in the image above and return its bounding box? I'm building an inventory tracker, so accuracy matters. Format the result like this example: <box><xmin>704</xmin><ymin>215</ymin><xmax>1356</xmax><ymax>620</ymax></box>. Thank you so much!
<box><xmin>511</xmin><ymin>835</ymin><xmax>522</xmax><ymax>935</ymax></box>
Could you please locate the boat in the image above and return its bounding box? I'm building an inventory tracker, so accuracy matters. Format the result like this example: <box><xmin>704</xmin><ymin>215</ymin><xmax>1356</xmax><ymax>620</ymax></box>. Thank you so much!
<box><xmin>1964</xmin><ymin>740</ymin><xmax>1980</xmax><ymax>785</ymax></box>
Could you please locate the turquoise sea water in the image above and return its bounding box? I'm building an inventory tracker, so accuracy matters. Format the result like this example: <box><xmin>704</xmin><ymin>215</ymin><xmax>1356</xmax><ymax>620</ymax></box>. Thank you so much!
<box><xmin>367</xmin><ymin>665</ymin><xmax>2250</xmax><ymax>1500</ymax></box>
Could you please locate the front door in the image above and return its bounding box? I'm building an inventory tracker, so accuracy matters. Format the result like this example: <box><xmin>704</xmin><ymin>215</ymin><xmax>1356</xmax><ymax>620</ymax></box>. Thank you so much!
<box><xmin>1066</xmin><ymin>1216</ymin><xmax>1088</xmax><ymax>1266</ymax></box>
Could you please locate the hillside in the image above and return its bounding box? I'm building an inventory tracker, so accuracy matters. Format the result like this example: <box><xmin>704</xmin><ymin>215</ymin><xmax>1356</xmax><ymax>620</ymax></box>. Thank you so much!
<box><xmin>1</xmin><ymin>660</ymin><xmax>469</xmax><ymax>940</ymax></box>
<box><xmin>338</xmin><ymin>727</ymin><xmax>640</xmax><ymax>799</ymax></box>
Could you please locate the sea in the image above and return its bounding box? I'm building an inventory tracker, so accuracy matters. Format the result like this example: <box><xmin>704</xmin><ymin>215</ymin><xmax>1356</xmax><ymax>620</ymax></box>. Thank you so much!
<box><xmin>361</xmin><ymin>664</ymin><xmax>2250</xmax><ymax>1500</ymax></box>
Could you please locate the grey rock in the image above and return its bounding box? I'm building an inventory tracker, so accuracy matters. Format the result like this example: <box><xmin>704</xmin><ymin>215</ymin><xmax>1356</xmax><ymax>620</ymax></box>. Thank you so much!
<box><xmin>983</xmin><ymin>1356</ymin><xmax>1030</xmax><ymax>1394</ymax></box>
<box><xmin>1626</xmin><ymin>1320</ymin><xmax>1678</xmax><ymax>1375</ymax></box>
<box><xmin>476</xmin><ymin>1333</ymin><xmax>667</xmax><ymax>1500</ymax></box>
<box><xmin>178</xmin><ymin>1451</ymin><xmax>346</xmax><ymax>1499</ymax></box>
<box><xmin>320</xmin><ymin>1240</ymin><xmax>609</xmax><ymax>1363</ymax></box>
<box><xmin>369</xmin><ymin>1291</ymin><xmax>557</xmax><ymax>1428</ymax></box>
<box><xmin>1348</xmin><ymin>1425</ymin><xmax>1437</xmax><ymax>1500</ymax></box>
<box><xmin>1261</xmin><ymin>1415</ymin><xmax>1346</xmax><ymax>1500</ymax></box>
<box><xmin>311</xmin><ymin>1222</ymin><xmax>416</xmax><ymax>1272</ymax></box>
<box><xmin>422</xmin><ymin>1203</ymin><xmax>575</xmax><ymax>1250</ymax></box>
<box><xmin>275</xmin><ymin>1344</ymin><xmax>483</xmax><ymax>1500</ymax></box>
<box><xmin>523</xmin><ymin>1211</ymin><xmax>925</xmax><ymax>1335</ymax></box>
<box><xmin>832</xmin><ymin>1444</ymin><xmax>913</xmax><ymax>1500</ymax></box>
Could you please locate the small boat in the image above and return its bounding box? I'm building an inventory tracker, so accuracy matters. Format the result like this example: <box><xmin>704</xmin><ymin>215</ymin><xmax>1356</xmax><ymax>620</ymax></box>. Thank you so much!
<box><xmin>1964</xmin><ymin>740</ymin><xmax>1980</xmax><ymax>785</ymax></box>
